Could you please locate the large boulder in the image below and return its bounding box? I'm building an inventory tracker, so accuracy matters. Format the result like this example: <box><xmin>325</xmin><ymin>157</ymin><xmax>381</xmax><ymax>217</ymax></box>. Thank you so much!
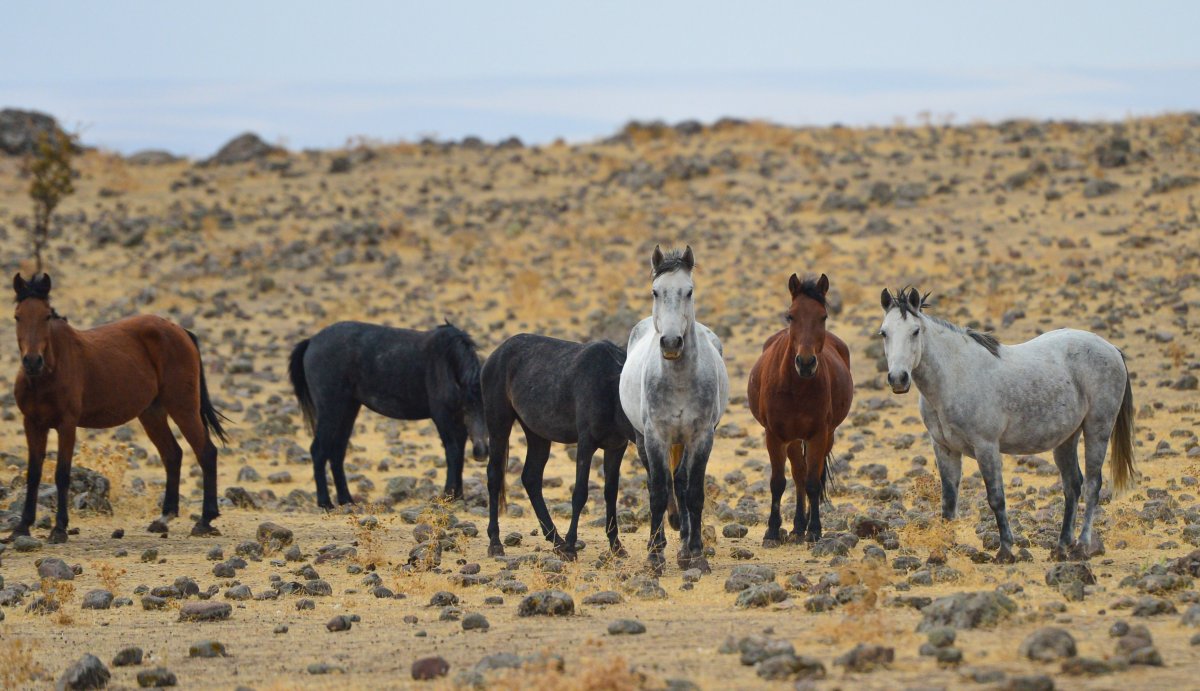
<box><xmin>917</xmin><ymin>591</ymin><xmax>1017</xmax><ymax>631</ymax></box>
<box><xmin>203</xmin><ymin>132</ymin><xmax>282</xmax><ymax>166</ymax></box>
<box><xmin>0</xmin><ymin>108</ymin><xmax>67</xmax><ymax>156</ymax></box>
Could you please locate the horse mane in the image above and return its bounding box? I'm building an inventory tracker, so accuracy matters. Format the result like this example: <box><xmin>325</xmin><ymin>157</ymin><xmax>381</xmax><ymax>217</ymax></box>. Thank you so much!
<box><xmin>888</xmin><ymin>287</ymin><xmax>1001</xmax><ymax>359</ymax></box>
<box><xmin>793</xmin><ymin>277</ymin><xmax>826</xmax><ymax>306</ymax></box>
<box><xmin>651</xmin><ymin>248</ymin><xmax>695</xmax><ymax>279</ymax></box>
<box><xmin>432</xmin><ymin>321</ymin><xmax>483</xmax><ymax>405</ymax></box>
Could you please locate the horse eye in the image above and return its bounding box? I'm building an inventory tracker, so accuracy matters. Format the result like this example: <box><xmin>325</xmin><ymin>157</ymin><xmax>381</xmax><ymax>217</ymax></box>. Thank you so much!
<box><xmin>879</xmin><ymin>330</ymin><xmax>887</xmax><ymax>338</ymax></box>
<box><xmin>652</xmin><ymin>290</ymin><xmax>658</xmax><ymax>298</ymax></box>
<box><xmin>686</xmin><ymin>290</ymin><xmax>693</xmax><ymax>299</ymax></box>
<box><xmin>912</xmin><ymin>328</ymin><xmax>920</xmax><ymax>336</ymax></box>
<box><xmin>784</xmin><ymin>314</ymin><xmax>793</xmax><ymax>323</ymax></box>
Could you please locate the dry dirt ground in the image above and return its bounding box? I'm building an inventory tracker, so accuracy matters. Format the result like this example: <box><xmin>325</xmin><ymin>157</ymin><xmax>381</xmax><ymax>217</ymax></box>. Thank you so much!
<box><xmin>0</xmin><ymin>115</ymin><xmax>1197</xmax><ymax>690</ymax></box>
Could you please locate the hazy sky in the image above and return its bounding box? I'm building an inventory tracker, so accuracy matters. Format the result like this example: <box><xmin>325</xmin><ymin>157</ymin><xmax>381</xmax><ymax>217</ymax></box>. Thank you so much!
<box><xmin>3</xmin><ymin>1</ymin><xmax>1197</xmax><ymax>155</ymax></box>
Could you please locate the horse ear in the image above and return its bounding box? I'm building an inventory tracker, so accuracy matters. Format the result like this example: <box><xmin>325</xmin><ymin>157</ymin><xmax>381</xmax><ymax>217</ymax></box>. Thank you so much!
<box><xmin>13</xmin><ymin>273</ymin><xmax>26</xmax><ymax>297</ymax></box>
<box><xmin>34</xmin><ymin>273</ymin><xmax>51</xmax><ymax>297</ymax></box>
<box><xmin>651</xmin><ymin>245</ymin><xmax>664</xmax><ymax>272</ymax></box>
<box><xmin>682</xmin><ymin>245</ymin><xmax>695</xmax><ymax>271</ymax></box>
<box><xmin>816</xmin><ymin>273</ymin><xmax>829</xmax><ymax>295</ymax></box>
<box><xmin>880</xmin><ymin>289</ymin><xmax>892</xmax><ymax>311</ymax></box>
<box><xmin>907</xmin><ymin>288</ymin><xmax>922</xmax><ymax>310</ymax></box>
<box><xmin>787</xmin><ymin>273</ymin><xmax>801</xmax><ymax>298</ymax></box>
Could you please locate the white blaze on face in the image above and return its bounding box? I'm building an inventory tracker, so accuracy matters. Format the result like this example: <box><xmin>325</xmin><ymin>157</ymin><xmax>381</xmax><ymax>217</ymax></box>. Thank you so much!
<box><xmin>879</xmin><ymin>308</ymin><xmax>922</xmax><ymax>393</ymax></box>
<box><xmin>652</xmin><ymin>269</ymin><xmax>695</xmax><ymax>359</ymax></box>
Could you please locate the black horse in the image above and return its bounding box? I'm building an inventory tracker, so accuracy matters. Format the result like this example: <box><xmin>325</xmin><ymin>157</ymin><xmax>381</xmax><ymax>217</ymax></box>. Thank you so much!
<box><xmin>483</xmin><ymin>333</ymin><xmax>636</xmax><ymax>560</ymax></box>
<box><xmin>288</xmin><ymin>321</ymin><xmax>488</xmax><ymax>508</ymax></box>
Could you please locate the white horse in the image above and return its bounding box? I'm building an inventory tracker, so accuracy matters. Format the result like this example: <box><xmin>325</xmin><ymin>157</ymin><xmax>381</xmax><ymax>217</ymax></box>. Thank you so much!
<box><xmin>621</xmin><ymin>246</ymin><xmax>729</xmax><ymax>574</ymax></box>
<box><xmin>879</xmin><ymin>288</ymin><xmax>1135</xmax><ymax>562</ymax></box>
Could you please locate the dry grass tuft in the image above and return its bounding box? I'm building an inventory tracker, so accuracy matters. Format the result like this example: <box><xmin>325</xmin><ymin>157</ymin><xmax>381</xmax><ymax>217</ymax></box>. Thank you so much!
<box><xmin>906</xmin><ymin>474</ymin><xmax>941</xmax><ymax>508</ymax></box>
<box><xmin>489</xmin><ymin>653</ymin><xmax>645</xmax><ymax>691</ymax></box>
<box><xmin>40</xmin><ymin>577</ymin><xmax>76</xmax><ymax>625</ymax></box>
<box><xmin>897</xmin><ymin>514</ymin><xmax>958</xmax><ymax>553</ymax></box>
<box><xmin>91</xmin><ymin>561</ymin><xmax>125</xmax><ymax>592</ymax></box>
<box><xmin>0</xmin><ymin>634</ymin><xmax>45</xmax><ymax>687</ymax></box>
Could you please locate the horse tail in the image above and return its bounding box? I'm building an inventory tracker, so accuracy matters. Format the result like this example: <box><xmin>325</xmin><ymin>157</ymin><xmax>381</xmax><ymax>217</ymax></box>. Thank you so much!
<box><xmin>288</xmin><ymin>339</ymin><xmax>316</xmax><ymax>434</ymax></box>
<box><xmin>186</xmin><ymin>330</ymin><xmax>230</xmax><ymax>445</ymax></box>
<box><xmin>1110</xmin><ymin>362</ymin><xmax>1136</xmax><ymax>492</ymax></box>
<box><xmin>819</xmin><ymin>451</ymin><xmax>835</xmax><ymax>505</ymax></box>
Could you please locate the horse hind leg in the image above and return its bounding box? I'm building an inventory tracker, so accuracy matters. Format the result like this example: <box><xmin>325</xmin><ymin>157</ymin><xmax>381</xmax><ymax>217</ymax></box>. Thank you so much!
<box><xmin>1074</xmin><ymin>422</ymin><xmax>1112</xmax><ymax>560</ymax></box>
<box><xmin>140</xmin><ymin>405</ymin><xmax>183</xmax><ymax>534</ymax></box>
<box><xmin>1050</xmin><ymin>431</ymin><xmax>1083</xmax><ymax>561</ymax></box>
<box><xmin>163</xmin><ymin>401</ymin><xmax>221</xmax><ymax>537</ymax></box>
<box><xmin>601</xmin><ymin>445</ymin><xmax>627</xmax><ymax>557</ymax></box>
<box><xmin>520</xmin><ymin>433</ymin><xmax>561</xmax><ymax>547</ymax></box>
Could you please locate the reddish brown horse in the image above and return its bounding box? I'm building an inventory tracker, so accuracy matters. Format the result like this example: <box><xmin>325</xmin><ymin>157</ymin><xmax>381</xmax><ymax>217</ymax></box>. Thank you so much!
<box><xmin>747</xmin><ymin>273</ymin><xmax>853</xmax><ymax>547</ymax></box>
<box><xmin>9</xmin><ymin>273</ymin><xmax>227</xmax><ymax>543</ymax></box>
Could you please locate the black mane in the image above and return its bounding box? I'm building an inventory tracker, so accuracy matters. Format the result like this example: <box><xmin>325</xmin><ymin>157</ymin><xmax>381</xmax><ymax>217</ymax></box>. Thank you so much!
<box><xmin>886</xmin><ymin>287</ymin><xmax>1001</xmax><ymax>358</ymax></box>
<box><xmin>652</xmin><ymin>248</ymin><xmax>695</xmax><ymax>279</ymax></box>
<box><xmin>432</xmin><ymin>322</ymin><xmax>484</xmax><ymax>406</ymax></box>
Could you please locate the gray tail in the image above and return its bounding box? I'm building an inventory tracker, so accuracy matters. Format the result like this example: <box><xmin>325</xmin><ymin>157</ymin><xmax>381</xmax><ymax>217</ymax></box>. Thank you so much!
<box><xmin>185</xmin><ymin>330</ymin><xmax>230</xmax><ymax>445</ymax></box>
<box><xmin>288</xmin><ymin>338</ymin><xmax>316</xmax><ymax>434</ymax></box>
<box><xmin>819</xmin><ymin>452</ymin><xmax>834</xmax><ymax>505</ymax></box>
<box><xmin>1110</xmin><ymin>364</ymin><xmax>1136</xmax><ymax>492</ymax></box>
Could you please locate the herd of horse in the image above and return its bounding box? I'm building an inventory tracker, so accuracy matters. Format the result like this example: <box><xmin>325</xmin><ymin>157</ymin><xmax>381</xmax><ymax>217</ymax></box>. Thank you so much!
<box><xmin>5</xmin><ymin>245</ymin><xmax>1136</xmax><ymax>572</ymax></box>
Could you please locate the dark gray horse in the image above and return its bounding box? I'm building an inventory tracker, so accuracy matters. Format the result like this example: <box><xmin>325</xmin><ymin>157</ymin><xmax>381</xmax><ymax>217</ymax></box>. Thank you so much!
<box><xmin>482</xmin><ymin>334</ymin><xmax>636</xmax><ymax>560</ymax></box>
<box><xmin>288</xmin><ymin>321</ymin><xmax>488</xmax><ymax>508</ymax></box>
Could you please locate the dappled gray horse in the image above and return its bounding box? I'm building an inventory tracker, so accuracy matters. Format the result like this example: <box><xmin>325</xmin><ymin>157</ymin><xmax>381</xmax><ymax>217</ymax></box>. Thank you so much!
<box><xmin>621</xmin><ymin>246</ymin><xmax>729</xmax><ymax>574</ymax></box>
<box><xmin>879</xmin><ymin>288</ymin><xmax>1135</xmax><ymax>562</ymax></box>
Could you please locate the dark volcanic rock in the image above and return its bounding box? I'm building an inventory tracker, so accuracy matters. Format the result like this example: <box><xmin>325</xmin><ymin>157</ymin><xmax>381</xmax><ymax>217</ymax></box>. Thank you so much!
<box><xmin>57</xmin><ymin>653</ymin><xmax>110</xmax><ymax>690</ymax></box>
<box><xmin>204</xmin><ymin>132</ymin><xmax>281</xmax><ymax>166</ymax></box>
<box><xmin>1019</xmin><ymin>627</ymin><xmax>1077</xmax><ymax>661</ymax></box>
<box><xmin>411</xmin><ymin>655</ymin><xmax>450</xmax><ymax>680</ymax></box>
<box><xmin>917</xmin><ymin>591</ymin><xmax>1017</xmax><ymax>631</ymax></box>
<box><xmin>0</xmin><ymin>108</ymin><xmax>67</xmax><ymax>156</ymax></box>
<box><xmin>178</xmin><ymin>601</ymin><xmax>231</xmax><ymax>622</ymax></box>
<box><xmin>517</xmin><ymin>589</ymin><xmax>574</xmax><ymax>617</ymax></box>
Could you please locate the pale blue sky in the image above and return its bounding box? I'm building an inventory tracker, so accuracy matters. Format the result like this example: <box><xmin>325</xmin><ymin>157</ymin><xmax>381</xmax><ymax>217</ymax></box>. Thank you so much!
<box><xmin>3</xmin><ymin>1</ymin><xmax>1197</xmax><ymax>154</ymax></box>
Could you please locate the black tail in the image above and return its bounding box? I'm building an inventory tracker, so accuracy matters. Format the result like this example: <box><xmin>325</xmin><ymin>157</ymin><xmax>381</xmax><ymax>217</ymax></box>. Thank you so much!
<box><xmin>186</xmin><ymin>330</ymin><xmax>230</xmax><ymax>445</ymax></box>
<box><xmin>819</xmin><ymin>452</ymin><xmax>835</xmax><ymax>505</ymax></box>
<box><xmin>289</xmin><ymin>338</ymin><xmax>316</xmax><ymax>434</ymax></box>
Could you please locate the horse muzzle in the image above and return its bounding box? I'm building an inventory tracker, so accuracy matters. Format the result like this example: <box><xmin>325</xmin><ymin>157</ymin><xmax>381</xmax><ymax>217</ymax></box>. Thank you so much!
<box><xmin>472</xmin><ymin>442</ymin><xmax>489</xmax><ymax>462</ymax></box>
<box><xmin>794</xmin><ymin>355</ymin><xmax>818</xmax><ymax>379</ymax></box>
<box><xmin>660</xmin><ymin>335</ymin><xmax>683</xmax><ymax>360</ymax></box>
<box><xmin>888</xmin><ymin>371</ymin><xmax>911</xmax><ymax>394</ymax></box>
<box><xmin>22</xmin><ymin>355</ymin><xmax>45</xmax><ymax>377</ymax></box>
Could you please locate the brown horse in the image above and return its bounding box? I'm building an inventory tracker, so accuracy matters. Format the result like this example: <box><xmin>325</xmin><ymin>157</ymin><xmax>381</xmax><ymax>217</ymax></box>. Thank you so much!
<box><xmin>9</xmin><ymin>273</ymin><xmax>227</xmax><ymax>543</ymax></box>
<box><xmin>747</xmin><ymin>273</ymin><xmax>853</xmax><ymax>547</ymax></box>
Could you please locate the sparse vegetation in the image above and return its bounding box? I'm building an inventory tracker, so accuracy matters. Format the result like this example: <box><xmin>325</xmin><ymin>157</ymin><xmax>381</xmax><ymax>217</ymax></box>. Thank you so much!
<box><xmin>23</xmin><ymin>129</ymin><xmax>76</xmax><ymax>272</ymax></box>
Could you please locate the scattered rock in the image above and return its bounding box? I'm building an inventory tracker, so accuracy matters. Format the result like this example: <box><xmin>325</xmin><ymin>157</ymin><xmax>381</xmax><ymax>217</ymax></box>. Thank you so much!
<box><xmin>1019</xmin><ymin>627</ymin><xmax>1077</xmax><ymax>662</ymax></box>
<box><xmin>517</xmin><ymin>590</ymin><xmax>574</xmax><ymax>617</ymax></box>
<box><xmin>57</xmin><ymin>653</ymin><xmax>110</xmax><ymax>690</ymax></box>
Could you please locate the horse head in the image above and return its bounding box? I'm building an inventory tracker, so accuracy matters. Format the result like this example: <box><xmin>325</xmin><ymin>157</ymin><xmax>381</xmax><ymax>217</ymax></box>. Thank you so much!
<box><xmin>650</xmin><ymin>245</ymin><xmax>695</xmax><ymax>361</ymax></box>
<box><xmin>13</xmin><ymin>273</ymin><xmax>58</xmax><ymax>377</ymax></box>
<box><xmin>879</xmin><ymin>287</ymin><xmax>928</xmax><ymax>394</ymax></box>
<box><xmin>786</xmin><ymin>273</ymin><xmax>830</xmax><ymax>379</ymax></box>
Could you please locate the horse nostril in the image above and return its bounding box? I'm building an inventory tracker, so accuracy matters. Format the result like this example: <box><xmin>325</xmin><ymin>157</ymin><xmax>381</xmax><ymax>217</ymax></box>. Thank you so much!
<box><xmin>660</xmin><ymin>336</ymin><xmax>682</xmax><ymax>350</ymax></box>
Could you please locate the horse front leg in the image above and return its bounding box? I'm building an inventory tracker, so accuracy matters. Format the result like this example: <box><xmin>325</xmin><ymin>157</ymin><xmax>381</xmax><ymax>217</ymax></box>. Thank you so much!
<box><xmin>643</xmin><ymin>433</ymin><xmax>670</xmax><ymax>575</ymax></box>
<box><xmin>681</xmin><ymin>434</ymin><xmax>713</xmax><ymax>574</ymax></box>
<box><xmin>762</xmin><ymin>433</ymin><xmax>787</xmax><ymax>547</ymax></box>
<box><xmin>976</xmin><ymin>443</ymin><xmax>1015</xmax><ymax>563</ymax></box>
<box><xmin>803</xmin><ymin>433</ymin><xmax>834</xmax><ymax>543</ymax></box>
<box><xmin>560</xmin><ymin>437</ymin><xmax>598</xmax><ymax>560</ymax></box>
<box><xmin>435</xmin><ymin>414</ymin><xmax>467</xmax><ymax>501</ymax></box>
<box><xmin>601</xmin><ymin>445</ymin><xmax>627</xmax><ymax>557</ymax></box>
<box><xmin>11</xmin><ymin>420</ymin><xmax>49</xmax><ymax>539</ymax></box>
<box><xmin>49</xmin><ymin>425</ymin><xmax>77</xmax><ymax>543</ymax></box>
<box><xmin>933</xmin><ymin>442</ymin><xmax>963</xmax><ymax>520</ymax></box>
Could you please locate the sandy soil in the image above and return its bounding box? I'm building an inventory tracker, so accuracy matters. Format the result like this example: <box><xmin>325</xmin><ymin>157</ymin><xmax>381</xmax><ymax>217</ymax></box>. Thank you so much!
<box><xmin>0</xmin><ymin>115</ymin><xmax>1197</xmax><ymax>689</ymax></box>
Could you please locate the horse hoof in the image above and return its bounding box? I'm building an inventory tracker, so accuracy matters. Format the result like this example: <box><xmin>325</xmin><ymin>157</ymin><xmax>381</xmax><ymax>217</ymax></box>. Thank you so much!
<box><xmin>609</xmin><ymin>543</ymin><xmax>629</xmax><ymax>559</ymax></box>
<box><xmin>786</xmin><ymin>532</ymin><xmax>805</xmax><ymax>545</ymax></box>
<box><xmin>645</xmin><ymin>555</ymin><xmax>666</xmax><ymax>577</ymax></box>
<box><xmin>48</xmin><ymin>529</ymin><xmax>68</xmax><ymax>544</ymax></box>
<box><xmin>555</xmin><ymin>545</ymin><xmax>578</xmax><ymax>562</ymax></box>
<box><xmin>4</xmin><ymin>526</ymin><xmax>30</xmax><ymax>543</ymax></box>
<box><xmin>1050</xmin><ymin>545</ymin><xmax>1072</xmax><ymax>562</ymax></box>
<box><xmin>762</xmin><ymin>537</ymin><xmax>781</xmax><ymax>549</ymax></box>
<box><xmin>487</xmin><ymin>544</ymin><xmax>506</xmax><ymax>557</ymax></box>
<box><xmin>994</xmin><ymin>546</ymin><xmax>1016</xmax><ymax>564</ymax></box>
<box><xmin>687</xmin><ymin>556</ymin><xmax>712</xmax><ymax>574</ymax></box>
<box><xmin>147</xmin><ymin>520</ymin><xmax>169</xmax><ymax>534</ymax></box>
<box><xmin>1066</xmin><ymin>543</ymin><xmax>1092</xmax><ymax>562</ymax></box>
<box><xmin>190</xmin><ymin>524</ymin><xmax>220</xmax><ymax>537</ymax></box>
<box><xmin>804</xmin><ymin>532</ymin><xmax>820</xmax><ymax>544</ymax></box>
<box><xmin>318</xmin><ymin>503</ymin><xmax>335</xmax><ymax>512</ymax></box>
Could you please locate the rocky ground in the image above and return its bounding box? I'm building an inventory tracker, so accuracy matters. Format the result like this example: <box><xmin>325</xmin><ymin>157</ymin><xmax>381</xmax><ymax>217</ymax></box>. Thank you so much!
<box><xmin>0</xmin><ymin>113</ymin><xmax>1197</xmax><ymax>689</ymax></box>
